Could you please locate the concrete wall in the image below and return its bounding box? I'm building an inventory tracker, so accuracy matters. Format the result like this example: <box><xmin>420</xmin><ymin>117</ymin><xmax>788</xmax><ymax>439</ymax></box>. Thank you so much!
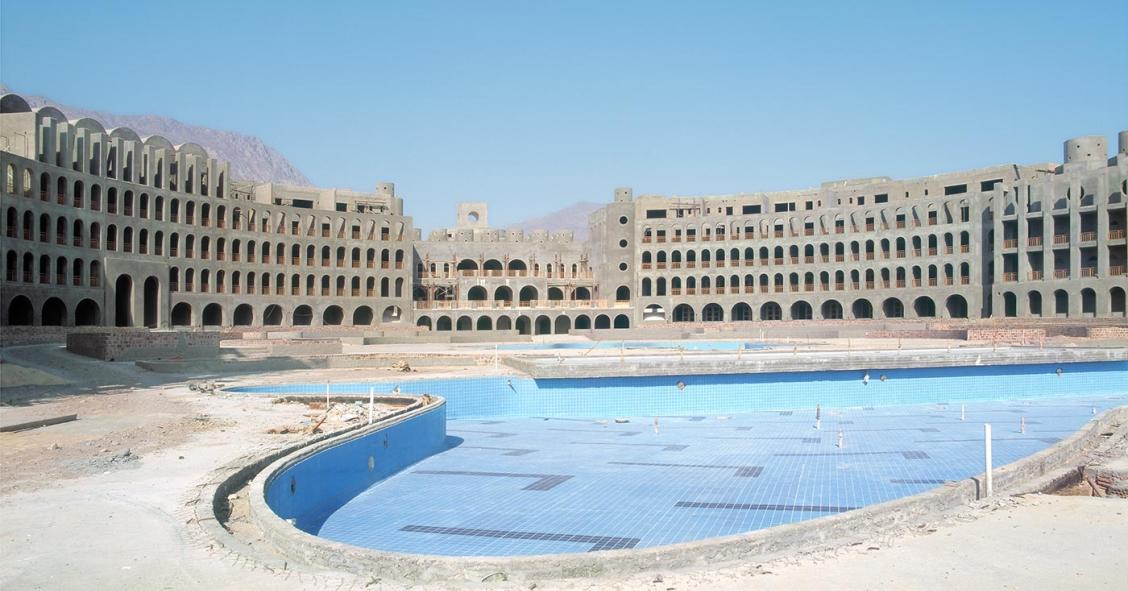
<box><xmin>65</xmin><ymin>330</ymin><xmax>230</xmax><ymax>361</ymax></box>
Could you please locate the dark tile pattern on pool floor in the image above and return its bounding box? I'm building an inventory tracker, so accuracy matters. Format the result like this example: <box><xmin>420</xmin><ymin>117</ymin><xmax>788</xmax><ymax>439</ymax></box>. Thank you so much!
<box><xmin>399</xmin><ymin>525</ymin><xmax>640</xmax><ymax>552</ymax></box>
<box><xmin>318</xmin><ymin>395</ymin><xmax>1126</xmax><ymax>557</ymax></box>
<box><xmin>412</xmin><ymin>470</ymin><xmax>573</xmax><ymax>491</ymax></box>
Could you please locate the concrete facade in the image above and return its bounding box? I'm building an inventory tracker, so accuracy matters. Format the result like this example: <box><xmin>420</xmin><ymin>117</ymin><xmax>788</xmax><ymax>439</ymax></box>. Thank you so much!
<box><xmin>2</xmin><ymin>91</ymin><xmax>1125</xmax><ymax>332</ymax></box>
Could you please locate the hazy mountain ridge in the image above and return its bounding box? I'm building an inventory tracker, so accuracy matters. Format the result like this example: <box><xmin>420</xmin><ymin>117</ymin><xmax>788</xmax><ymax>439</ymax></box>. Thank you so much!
<box><xmin>506</xmin><ymin>200</ymin><xmax>602</xmax><ymax>240</ymax></box>
<box><xmin>1</xmin><ymin>85</ymin><xmax>311</xmax><ymax>186</ymax></box>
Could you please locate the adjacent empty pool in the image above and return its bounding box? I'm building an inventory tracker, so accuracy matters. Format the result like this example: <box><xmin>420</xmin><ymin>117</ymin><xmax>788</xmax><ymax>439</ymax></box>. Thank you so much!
<box><xmin>239</xmin><ymin>361</ymin><xmax>1128</xmax><ymax>557</ymax></box>
<box><xmin>495</xmin><ymin>340</ymin><xmax>770</xmax><ymax>351</ymax></box>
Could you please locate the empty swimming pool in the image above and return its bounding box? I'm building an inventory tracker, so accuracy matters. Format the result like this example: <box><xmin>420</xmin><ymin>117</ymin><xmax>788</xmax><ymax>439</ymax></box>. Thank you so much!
<box><xmin>237</xmin><ymin>361</ymin><xmax>1128</xmax><ymax>557</ymax></box>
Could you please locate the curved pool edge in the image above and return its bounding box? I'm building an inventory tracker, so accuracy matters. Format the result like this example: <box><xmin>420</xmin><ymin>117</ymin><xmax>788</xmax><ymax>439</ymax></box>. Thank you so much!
<box><xmin>232</xmin><ymin>404</ymin><xmax>1128</xmax><ymax>583</ymax></box>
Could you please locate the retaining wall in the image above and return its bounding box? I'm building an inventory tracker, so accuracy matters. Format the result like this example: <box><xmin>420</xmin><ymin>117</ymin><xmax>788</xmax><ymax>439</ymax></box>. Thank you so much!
<box><xmin>66</xmin><ymin>330</ymin><xmax>234</xmax><ymax>361</ymax></box>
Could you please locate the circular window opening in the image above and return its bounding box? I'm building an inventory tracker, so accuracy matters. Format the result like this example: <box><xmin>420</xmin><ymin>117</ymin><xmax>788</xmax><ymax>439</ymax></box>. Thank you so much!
<box><xmin>619</xmin><ymin>239</ymin><xmax>628</xmax><ymax>248</ymax></box>
<box><xmin>619</xmin><ymin>215</ymin><xmax>628</xmax><ymax>225</ymax></box>
<box><xmin>468</xmin><ymin>211</ymin><xmax>480</xmax><ymax>222</ymax></box>
<box><xmin>619</xmin><ymin>262</ymin><xmax>628</xmax><ymax>271</ymax></box>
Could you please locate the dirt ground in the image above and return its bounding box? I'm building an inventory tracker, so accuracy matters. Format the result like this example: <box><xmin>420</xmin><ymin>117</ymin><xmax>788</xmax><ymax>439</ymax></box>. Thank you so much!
<box><xmin>1</xmin><ymin>342</ymin><xmax>1126</xmax><ymax>590</ymax></box>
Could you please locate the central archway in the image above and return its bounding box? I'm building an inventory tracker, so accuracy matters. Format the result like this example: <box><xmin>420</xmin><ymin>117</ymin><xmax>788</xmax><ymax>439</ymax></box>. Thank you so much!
<box><xmin>143</xmin><ymin>276</ymin><xmax>159</xmax><ymax>327</ymax></box>
<box><xmin>115</xmin><ymin>275</ymin><xmax>134</xmax><ymax>326</ymax></box>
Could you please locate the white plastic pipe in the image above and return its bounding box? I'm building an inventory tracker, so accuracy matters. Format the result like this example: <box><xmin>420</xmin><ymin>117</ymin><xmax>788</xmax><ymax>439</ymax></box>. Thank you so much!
<box><xmin>368</xmin><ymin>387</ymin><xmax>375</xmax><ymax>425</ymax></box>
<box><xmin>325</xmin><ymin>382</ymin><xmax>330</xmax><ymax>408</ymax></box>
<box><xmin>984</xmin><ymin>423</ymin><xmax>993</xmax><ymax>498</ymax></box>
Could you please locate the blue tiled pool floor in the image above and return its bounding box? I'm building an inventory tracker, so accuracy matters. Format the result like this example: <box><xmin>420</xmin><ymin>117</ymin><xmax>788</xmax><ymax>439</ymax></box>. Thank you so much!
<box><xmin>318</xmin><ymin>394</ymin><xmax>1126</xmax><ymax>556</ymax></box>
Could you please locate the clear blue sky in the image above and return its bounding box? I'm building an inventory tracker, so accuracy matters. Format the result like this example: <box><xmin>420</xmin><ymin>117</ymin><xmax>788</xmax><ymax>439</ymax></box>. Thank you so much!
<box><xmin>2</xmin><ymin>1</ymin><xmax>1125</xmax><ymax>232</ymax></box>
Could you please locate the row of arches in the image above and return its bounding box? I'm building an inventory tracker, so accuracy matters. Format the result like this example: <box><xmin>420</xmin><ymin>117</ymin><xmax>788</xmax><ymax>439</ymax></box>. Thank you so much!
<box><xmin>639</xmin><ymin>233</ymin><xmax>972</xmax><ymax>269</ymax></box>
<box><xmin>640</xmin><ymin>200</ymin><xmax>973</xmax><ymax>243</ymax></box>
<box><xmin>6</xmin><ymin>168</ymin><xmax>409</xmax><ymax>241</ymax></box>
<box><xmin>421</xmin><ymin>258</ymin><xmax>592</xmax><ymax>280</ymax></box>
<box><xmin>4</xmin><ymin>295</ymin><xmax>102</xmax><ymax>326</ymax></box>
<box><xmin>4</xmin><ymin>250</ymin><xmax>101</xmax><ymax>287</ymax></box>
<box><xmin>3</xmin><ymin>208</ymin><xmax>410</xmax><ymax>269</ymax></box>
<box><xmin>999</xmin><ymin>287</ymin><xmax>1127</xmax><ymax>317</ymax></box>
<box><xmin>168</xmin><ymin>268</ymin><xmax>405</xmax><ymax>298</ymax></box>
<box><xmin>655</xmin><ymin>295</ymin><xmax>969</xmax><ymax>322</ymax></box>
<box><xmin>166</xmin><ymin>303</ymin><xmax>403</xmax><ymax>327</ymax></box>
<box><xmin>416</xmin><ymin>313</ymin><xmax>631</xmax><ymax>335</ymax></box>
<box><xmin>641</xmin><ymin>265</ymin><xmax>972</xmax><ymax>296</ymax></box>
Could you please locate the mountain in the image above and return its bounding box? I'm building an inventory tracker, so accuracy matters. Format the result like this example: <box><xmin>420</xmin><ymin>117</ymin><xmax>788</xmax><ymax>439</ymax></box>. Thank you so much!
<box><xmin>1</xmin><ymin>85</ymin><xmax>311</xmax><ymax>186</ymax></box>
<box><xmin>507</xmin><ymin>200</ymin><xmax>602</xmax><ymax>240</ymax></box>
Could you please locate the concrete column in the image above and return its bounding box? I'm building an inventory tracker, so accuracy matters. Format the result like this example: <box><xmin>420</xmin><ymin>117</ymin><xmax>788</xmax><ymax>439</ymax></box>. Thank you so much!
<box><xmin>1069</xmin><ymin>181</ymin><xmax>1082</xmax><ymax>279</ymax></box>
<box><xmin>1041</xmin><ymin>188</ymin><xmax>1053</xmax><ymax>282</ymax></box>
<box><xmin>1017</xmin><ymin>200</ymin><xmax>1030</xmax><ymax>281</ymax></box>
<box><xmin>991</xmin><ymin>197</ymin><xmax>1004</xmax><ymax>287</ymax></box>
<box><xmin>1097</xmin><ymin>176</ymin><xmax>1111</xmax><ymax>277</ymax></box>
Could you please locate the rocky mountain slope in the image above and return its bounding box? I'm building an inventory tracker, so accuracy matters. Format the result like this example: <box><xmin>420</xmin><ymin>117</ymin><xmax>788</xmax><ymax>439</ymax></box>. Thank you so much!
<box><xmin>507</xmin><ymin>200</ymin><xmax>602</xmax><ymax>240</ymax></box>
<box><xmin>1</xmin><ymin>85</ymin><xmax>310</xmax><ymax>186</ymax></box>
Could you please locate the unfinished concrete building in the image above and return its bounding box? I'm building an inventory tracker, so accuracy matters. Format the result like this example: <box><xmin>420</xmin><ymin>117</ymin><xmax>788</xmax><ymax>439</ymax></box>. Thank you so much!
<box><xmin>1</xmin><ymin>92</ymin><xmax>1125</xmax><ymax>333</ymax></box>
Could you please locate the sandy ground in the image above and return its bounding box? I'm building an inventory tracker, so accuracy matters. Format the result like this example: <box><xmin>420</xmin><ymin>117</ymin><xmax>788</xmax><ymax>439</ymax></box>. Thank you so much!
<box><xmin>0</xmin><ymin>342</ymin><xmax>1126</xmax><ymax>590</ymax></box>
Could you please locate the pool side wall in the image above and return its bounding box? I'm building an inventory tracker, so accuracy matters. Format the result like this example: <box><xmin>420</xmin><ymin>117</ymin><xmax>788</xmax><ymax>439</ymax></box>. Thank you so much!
<box><xmin>233</xmin><ymin>359</ymin><xmax>1128</xmax><ymax>420</ymax></box>
<box><xmin>262</xmin><ymin>399</ymin><xmax>447</xmax><ymax>534</ymax></box>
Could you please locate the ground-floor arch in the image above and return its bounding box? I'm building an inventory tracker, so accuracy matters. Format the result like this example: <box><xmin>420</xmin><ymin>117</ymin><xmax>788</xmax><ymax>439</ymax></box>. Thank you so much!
<box><xmin>202</xmin><ymin>303</ymin><xmax>223</xmax><ymax>326</ymax></box>
<box><xmin>263</xmin><ymin>304</ymin><xmax>283</xmax><ymax>326</ymax></box>
<box><xmin>233</xmin><ymin>304</ymin><xmax>254</xmax><ymax>326</ymax></box>
<box><xmin>913</xmin><ymin>296</ymin><xmax>936</xmax><ymax>318</ymax></box>
<box><xmin>75</xmin><ymin>298</ymin><xmax>101</xmax><ymax>326</ymax></box>
<box><xmin>293</xmin><ymin>304</ymin><xmax>313</xmax><ymax>326</ymax></box>
<box><xmin>171</xmin><ymin>302</ymin><xmax>192</xmax><ymax>326</ymax></box>
<box><xmin>350</xmin><ymin>305</ymin><xmax>372</xmax><ymax>325</ymax></box>
<box><xmin>883</xmin><ymin>297</ymin><xmax>904</xmax><ymax>318</ymax></box>
<box><xmin>945</xmin><ymin>295</ymin><xmax>968</xmax><ymax>318</ymax></box>
<box><xmin>41</xmin><ymin>297</ymin><xmax>66</xmax><ymax>326</ymax></box>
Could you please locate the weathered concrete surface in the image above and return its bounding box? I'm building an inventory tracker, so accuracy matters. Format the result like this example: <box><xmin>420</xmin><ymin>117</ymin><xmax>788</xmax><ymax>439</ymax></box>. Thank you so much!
<box><xmin>507</xmin><ymin>346</ymin><xmax>1128</xmax><ymax>378</ymax></box>
<box><xmin>547</xmin><ymin>495</ymin><xmax>1128</xmax><ymax>591</ymax></box>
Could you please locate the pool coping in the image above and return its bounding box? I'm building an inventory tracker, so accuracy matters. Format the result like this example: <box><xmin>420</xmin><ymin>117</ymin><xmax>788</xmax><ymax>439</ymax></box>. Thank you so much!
<box><xmin>506</xmin><ymin>347</ymin><xmax>1128</xmax><ymax>378</ymax></box>
<box><xmin>220</xmin><ymin>398</ymin><xmax>1127</xmax><ymax>583</ymax></box>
